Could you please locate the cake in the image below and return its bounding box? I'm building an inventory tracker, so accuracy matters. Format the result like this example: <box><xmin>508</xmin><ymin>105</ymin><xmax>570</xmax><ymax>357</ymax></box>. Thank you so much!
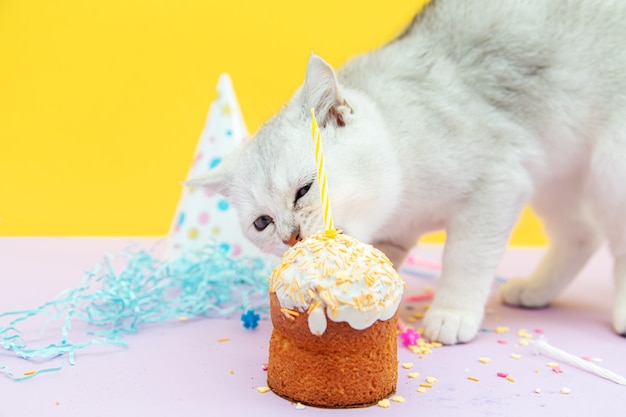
<box><xmin>267</xmin><ymin>229</ymin><xmax>405</xmax><ymax>408</ymax></box>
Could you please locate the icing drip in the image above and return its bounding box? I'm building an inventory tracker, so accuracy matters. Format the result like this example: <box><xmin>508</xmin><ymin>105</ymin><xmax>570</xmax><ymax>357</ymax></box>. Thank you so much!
<box><xmin>269</xmin><ymin>231</ymin><xmax>405</xmax><ymax>335</ymax></box>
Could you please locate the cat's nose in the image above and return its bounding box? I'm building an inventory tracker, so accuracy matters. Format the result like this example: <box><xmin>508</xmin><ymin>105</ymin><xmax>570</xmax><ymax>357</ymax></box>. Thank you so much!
<box><xmin>283</xmin><ymin>229</ymin><xmax>302</xmax><ymax>246</ymax></box>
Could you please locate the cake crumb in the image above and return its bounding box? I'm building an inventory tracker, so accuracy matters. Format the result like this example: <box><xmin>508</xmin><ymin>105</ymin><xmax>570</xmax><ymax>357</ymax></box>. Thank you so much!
<box><xmin>391</xmin><ymin>395</ymin><xmax>405</xmax><ymax>403</ymax></box>
<box><xmin>378</xmin><ymin>398</ymin><xmax>391</xmax><ymax>408</ymax></box>
<box><xmin>256</xmin><ymin>386</ymin><xmax>271</xmax><ymax>393</ymax></box>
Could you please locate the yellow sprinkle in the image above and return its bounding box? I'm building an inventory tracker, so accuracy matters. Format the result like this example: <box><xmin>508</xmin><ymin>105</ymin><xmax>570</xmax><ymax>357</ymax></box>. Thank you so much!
<box><xmin>229</xmin><ymin>370</ymin><xmax>234</xmax><ymax>375</ymax></box>
<box><xmin>495</xmin><ymin>326</ymin><xmax>510</xmax><ymax>334</ymax></box>
<box><xmin>412</xmin><ymin>312</ymin><xmax>424</xmax><ymax>319</ymax></box>
<box><xmin>518</xmin><ymin>339</ymin><xmax>529</xmax><ymax>346</ymax></box>
<box><xmin>479</xmin><ymin>357</ymin><xmax>491</xmax><ymax>364</ymax></box>
<box><xmin>23</xmin><ymin>370</ymin><xmax>36</xmax><ymax>376</ymax></box>
<box><xmin>511</xmin><ymin>353</ymin><xmax>523</xmax><ymax>359</ymax></box>
<box><xmin>561</xmin><ymin>387</ymin><xmax>572</xmax><ymax>395</ymax></box>
<box><xmin>178</xmin><ymin>316</ymin><xmax>188</xmax><ymax>321</ymax></box>
<box><xmin>256</xmin><ymin>386</ymin><xmax>271</xmax><ymax>393</ymax></box>
<box><xmin>467</xmin><ymin>376</ymin><xmax>480</xmax><ymax>382</ymax></box>
<box><xmin>517</xmin><ymin>328</ymin><xmax>533</xmax><ymax>339</ymax></box>
<box><xmin>391</xmin><ymin>395</ymin><xmax>405</xmax><ymax>403</ymax></box>
<box><xmin>377</xmin><ymin>399</ymin><xmax>391</xmax><ymax>408</ymax></box>
<box><xmin>401</xmin><ymin>362</ymin><xmax>414</xmax><ymax>369</ymax></box>
<box><xmin>431</xmin><ymin>342</ymin><xmax>443</xmax><ymax>348</ymax></box>
<box><xmin>417</xmin><ymin>387</ymin><xmax>427</xmax><ymax>393</ymax></box>
<box><xmin>419</xmin><ymin>383</ymin><xmax>433</xmax><ymax>388</ymax></box>
<box><xmin>547</xmin><ymin>362</ymin><xmax>560</xmax><ymax>368</ymax></box>
<box><xmin>217</xmin><ymin>337</ymin><xmax>230</xmax><ymax>342</ymax></box>
<box><xmin>426</xmin><ymin>376</ymin><xmax>438</xmax><ymax>384</ymax></box>
<box><xmin>506</xmin><ymin>376</ymin><xmax>515</xmax><ymax>382</ymax></box>
<box><xmin>408</xmin><ymin>372</ymin><xmax>421</xmax><ymax>379</ymax></box>
<box><xmin>407</xmin><ymin>316</ymin><xmax>417</xmax><ymax>323</ymax></box>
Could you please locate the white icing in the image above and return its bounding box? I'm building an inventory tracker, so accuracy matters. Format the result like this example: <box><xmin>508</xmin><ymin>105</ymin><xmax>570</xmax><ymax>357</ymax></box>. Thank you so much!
<box><xmin>269</xmin><ymin>231</ymin><xmax>405</xmax><ymax>335</ymax></box>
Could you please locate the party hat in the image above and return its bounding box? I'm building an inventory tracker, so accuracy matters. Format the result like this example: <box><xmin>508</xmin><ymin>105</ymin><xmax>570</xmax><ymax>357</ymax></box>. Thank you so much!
<box><xmin>167</xmin><ymin>73</ymin><xmax>265</xmax><ymax>260</ymax></box>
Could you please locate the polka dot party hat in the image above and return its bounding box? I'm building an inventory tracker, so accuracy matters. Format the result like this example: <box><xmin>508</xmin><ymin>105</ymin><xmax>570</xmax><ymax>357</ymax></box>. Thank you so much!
<box><xmin>167</xmin><ymin>73</ymin><xmax>266</xmax><ymax>261</ymax></box>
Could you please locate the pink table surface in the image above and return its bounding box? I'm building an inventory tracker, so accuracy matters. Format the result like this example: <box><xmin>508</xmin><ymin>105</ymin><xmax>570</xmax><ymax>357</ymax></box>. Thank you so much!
<box><xmin>0</xmin><ymin>237</ymin><xmax>624</xmax><ymax>417</ymax></box>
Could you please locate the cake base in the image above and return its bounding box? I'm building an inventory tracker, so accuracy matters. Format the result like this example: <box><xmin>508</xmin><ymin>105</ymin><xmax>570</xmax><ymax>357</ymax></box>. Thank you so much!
<box><xmin>267</xmin><ymin>294</ymin><xmax>398</xmax><ymax>408</ymax></box>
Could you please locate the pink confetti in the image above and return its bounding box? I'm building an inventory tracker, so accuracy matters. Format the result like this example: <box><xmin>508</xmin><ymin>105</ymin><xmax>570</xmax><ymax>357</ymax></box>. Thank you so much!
<box><xmin>497</xmin><ymin>340</ymin><xmax>508</xmax><ymax>344</ymax></box>
<box><xmin>400</xmin><ymin>328</ymin><xmax>421</xmax><ymax>347</ymax></box>
<box><xmin>405</xmin><ymin>292</ymin><xmax>435</xmax><ymax>302</ymax></box>
<box><xmin>552</xmin><ymin>366</ymin><xmax>564</xmax><ymax>374</ymax></box>
<box><xmin>497</xmin><ymin>372</ymin><xmax>509</xmax><ymax>378</ymax></box>
<box><xmin>261</xmin><ymin>363</ymin><xmax>268</xmax><ymax>371</ymax></box>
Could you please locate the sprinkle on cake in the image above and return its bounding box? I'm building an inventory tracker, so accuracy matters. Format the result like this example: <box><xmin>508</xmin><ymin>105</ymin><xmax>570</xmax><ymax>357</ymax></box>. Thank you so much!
<box><xmin>268</xmin><ymin>229</ymin><xmax>405</xmax><ymax>336</ymax></box>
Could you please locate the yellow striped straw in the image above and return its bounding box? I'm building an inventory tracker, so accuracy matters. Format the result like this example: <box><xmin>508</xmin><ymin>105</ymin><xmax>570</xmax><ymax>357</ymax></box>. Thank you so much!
<box><xmin>310</xmin><ymin>108</ymin><xmax>334</xmax><ymax>231</ymax></box>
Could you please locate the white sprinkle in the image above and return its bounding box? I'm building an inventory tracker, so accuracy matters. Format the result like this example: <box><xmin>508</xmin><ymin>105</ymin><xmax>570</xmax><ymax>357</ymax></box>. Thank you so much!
<box><xmin>534</xmin><ymin>388</ymin><xmax>542</xmax><ymax>394</ymax></box>
<box><xmin>561</xmin><ymin>387</ymin><xmax>572</xmax><ymax>395</ymax></box>
<box><xmin>295</xmin><ymin>402</ymin><xmax>306</xmax><ymax>410</ymax></box>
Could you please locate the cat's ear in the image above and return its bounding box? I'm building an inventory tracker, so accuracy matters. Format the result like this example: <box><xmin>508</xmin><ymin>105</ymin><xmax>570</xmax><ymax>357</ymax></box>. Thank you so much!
<box><xmin>183</xmin><ymin>162</ymin><xmax>233</xmax><ymax>197</ymax></box>
<box><xmin>303</xmin><ymin>53</ymin><xmax>353</xmax><ymax>128</ymax></box>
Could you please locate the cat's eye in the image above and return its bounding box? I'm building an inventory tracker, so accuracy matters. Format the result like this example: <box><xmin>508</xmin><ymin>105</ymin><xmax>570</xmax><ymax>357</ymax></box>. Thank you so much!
<box><xmin>295</xmin><ymin>183</ymin><xmax>312</xmax><ymax>203</ymax></box>
<box><xmin>253</xmin><ymin>215</ymin><xmax>273</xmax><ymax>231</ymax></box>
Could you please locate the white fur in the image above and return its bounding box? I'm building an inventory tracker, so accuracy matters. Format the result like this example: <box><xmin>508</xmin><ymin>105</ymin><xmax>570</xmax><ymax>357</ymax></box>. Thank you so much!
<box><xmin>189</xmin><ymin>0</ymin><xmax>626</xmax><ymax>344</ymax></box>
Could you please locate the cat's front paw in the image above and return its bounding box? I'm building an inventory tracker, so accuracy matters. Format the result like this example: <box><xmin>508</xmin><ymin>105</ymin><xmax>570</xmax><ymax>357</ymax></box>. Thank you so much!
<box><xmin>500</xmin><ymin>278</ymin><xmax>552</xmax><ymax>308</ymax></box>
<box><xmin>423</xmin><ymin>307</ymin><xmax>483</xmax><ymax>345</ymax></box>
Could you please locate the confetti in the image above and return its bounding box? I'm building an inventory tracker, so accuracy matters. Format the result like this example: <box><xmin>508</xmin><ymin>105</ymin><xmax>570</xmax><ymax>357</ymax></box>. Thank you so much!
<box><xmin>495</xmin><ymin>326</ymin><xmax>510</xmax><ymax>334</ymax></box>
<box><xmin>256</xmin><ymin>386</ymin><xmax>271</xmax><ymax>393</ymax></box>
<box><xmin>467</xmin><ymin>376</ymin><xmax>480</xmax><ymax>382</ymax></box>
<box><xmin>391</xmin><ymin>395</ymin><xmax>405</xmax><ymax>403</ymax></box>
<box><xmin>419</xmin><ymin>383</ymin><xmax>433</xmax><ymax>388</ymax></box>
<box><xmin>400</xmin><ymin>327</ymin><xmax>420</xmax><ymax>347</ymax></box>
<box><xmin>241</xmin><ymin>309</ymin><xmax>260</xmax><ymax>329</ymax></box>
<box><xmin>426</xmin><ymin>376</ymin><xmax>438</xmax><ymax>384</ymax></box>
<box><xmin>505</xmin><ymin>376</ymin><xmax>515</xmax><ymax>382</ymax></box>
<box><xmin>534</xmin><ymin>388</ymin><xmax>542</xmax><ymax>394</ymax></box>
<box><xmin>401</xmin><ymin>362</ymin><xmax>414</xmax><ymax>369</ymax></box>
<box><xmin>497</xmin><ymin>372</ymin><xmax>509</xmax><ymax>378</ymax></box>
<box><xmin>261</xmin><ymin>363</ymin><xmax>268</xmax><ymax>371</ymax></box>
<box><xmin>479</xmin><ymin>357</ymin><xmax>491</xmax><ymax>364</ymax></box>
<box><xmin>416</xmin><ymin>387</ymin><xmax>427</xmax><ymax>393</ymax></box>
<box><xmin>0</xmin><ymin>243</ymin><xmax>272</xmax><ymax>381</ymax></box>
<box><xmin>510</xmin><ymin>353</ymin><xmax>523</xmax><ymax>359</ymax></box>
<box><xmin>377</xmin><ymin>399</ymin><xmax>391</xmax><ymax>408</ymax></box>
<box><xmin>295</xmin><ymin>403</ymin><xmax>305</xmax><ymax>410</ymax></box>
<box><xmin>408</xmin><ymin>372</ymin><xmax>421</xmax><ymax>379</ymax></box>
<box><xmin>561</xmin><ymin>387</ymin><xmax>571</xmax><ymax>395</ymax></box>
<box><xmin>217</xmin><ymin>337</ymin><xmax>230</xmax><ymax>343</ymax></box>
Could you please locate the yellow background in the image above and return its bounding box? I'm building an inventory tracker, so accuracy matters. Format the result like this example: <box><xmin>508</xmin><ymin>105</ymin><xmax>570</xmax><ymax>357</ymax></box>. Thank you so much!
<box><xmin>0</xmin><ymin>0</ymin><xmax>547</xmax><ymax>245</ymax></box>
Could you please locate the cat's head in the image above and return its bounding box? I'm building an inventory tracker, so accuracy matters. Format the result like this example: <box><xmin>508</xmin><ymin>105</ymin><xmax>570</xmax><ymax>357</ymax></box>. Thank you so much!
<box><xmin>187</xmin><ymin>54</ymin><xmax>401</xmax><ymax>257</ymax></box>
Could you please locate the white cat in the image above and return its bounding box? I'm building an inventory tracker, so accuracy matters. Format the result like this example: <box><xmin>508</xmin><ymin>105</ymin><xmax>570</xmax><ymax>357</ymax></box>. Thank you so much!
<box><xmin>188</xmin><ymin>0</ymin><xmax>626</xmax><ymax>344</ymax></box>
